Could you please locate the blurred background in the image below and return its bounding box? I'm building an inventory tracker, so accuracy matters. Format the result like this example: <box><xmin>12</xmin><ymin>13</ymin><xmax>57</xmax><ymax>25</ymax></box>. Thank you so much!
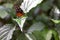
<box><xmin>0</xmin><ymin>0</ymin><xmax>60</xmax><ymax>40</ymax></box>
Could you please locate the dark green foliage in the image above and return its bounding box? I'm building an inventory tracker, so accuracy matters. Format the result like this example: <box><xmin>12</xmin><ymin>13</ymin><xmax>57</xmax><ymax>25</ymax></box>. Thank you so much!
<box><xmin>0</xmin><ymin>0</ymin><xmax>60</xmax><ymax>40</ymax></box>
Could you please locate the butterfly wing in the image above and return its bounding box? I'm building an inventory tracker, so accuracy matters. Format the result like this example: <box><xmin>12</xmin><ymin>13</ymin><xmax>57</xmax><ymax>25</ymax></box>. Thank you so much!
<box><xmin>13</xmin><ymin>17</ymin><xmax>27</xmax><ymax>32</ymax></box>
<box><xmin>20</xmin><ymin>0</ymin><xmax>43</xmax><ymax>13</ymax></box>
<box><xmin>0</xmin><ymin>24</ymin><xmax>15</xmax><ymax>40</ymax></box>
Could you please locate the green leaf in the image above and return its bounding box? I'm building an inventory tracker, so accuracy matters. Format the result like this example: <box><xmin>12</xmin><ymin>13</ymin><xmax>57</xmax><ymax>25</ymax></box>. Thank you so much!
<box><xmin>0</xmin><ymin>9</ymin><xmax>9</xmax><ymax>19</ymax></box>
<box><xmin>55</xmin><ymin>24</ymin><xmax>60</xmax><ymax>40</ymax></box>
<box><xmin>52</xmin><ymin>30</ymin><xmax>59</xmax><ymax>40</ymax></box>
<box><xmin>27</xmin><ymin>31</ymin><xmax>45</xmax><ymax>40</ymax></box>
<box><xmin>40</xmin><ymin>0</ymin><xmax>54</xmax><ymax>11</ymax></box>
<box><xmin>26</xmin><ymin>22</ymin><xmax>49</xmax><ymax>40</ymax></box>
<box><xmin>45</xmin><ymin>30</ymin><xmax>52</xmax><ymax>40</ymax></box>
<box><xmin>27</xmin><ymin>28</ymin><xmax>57</xmax><ymax>40</ymax></box>
<box><xmin>27</xmin><ymin>22</ymin><xmax>45</xmax><ymax>33</ymax></box>
<box><xmin>3</xmin><ymin>3</ymin><xmax>13</xmax><ymax>9</ymax></box>
<box><xmin>55</xmin><ymin>0</ymin><xmax>60</xmax><ymax>9</ymax></box>
<box><xmin>27</xmin><ymin>28</ymin><xmax>48</xmax><ymax>40</ymax></box>
<box><xmin>51</xmin><ymin>19</ymin><xmax>60</xmax><ymax>24</ymax></box>
<box><xmin>11</xmin><ymin>30</ymin><xmax>28</xmax><ymax>40</ymax></box>
<box><xmin>16</xmin><ymin>33</ymin><xmax>28</xmax><ymax>40</ymax></box>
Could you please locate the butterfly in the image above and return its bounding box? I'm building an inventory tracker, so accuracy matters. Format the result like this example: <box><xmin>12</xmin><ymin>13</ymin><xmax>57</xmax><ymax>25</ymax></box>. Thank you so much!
<box><xmin>14</xmin><ymin>4</ymin><xmax>24</xmax><ymax>17</ymax></box>
<box><xmin>14</xmin><ymin>0</ymin><xmax>43</xmax><ymax>17</ymax></box>
<box><xmin>13</xmin><ymin>0</ymin><xmax>43</xmax><ymax>32</ymax></box>
<box><xmin>0</xmin><ymin>0</ymin><xmax>43</xmax><ymax>40</ymax></box>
